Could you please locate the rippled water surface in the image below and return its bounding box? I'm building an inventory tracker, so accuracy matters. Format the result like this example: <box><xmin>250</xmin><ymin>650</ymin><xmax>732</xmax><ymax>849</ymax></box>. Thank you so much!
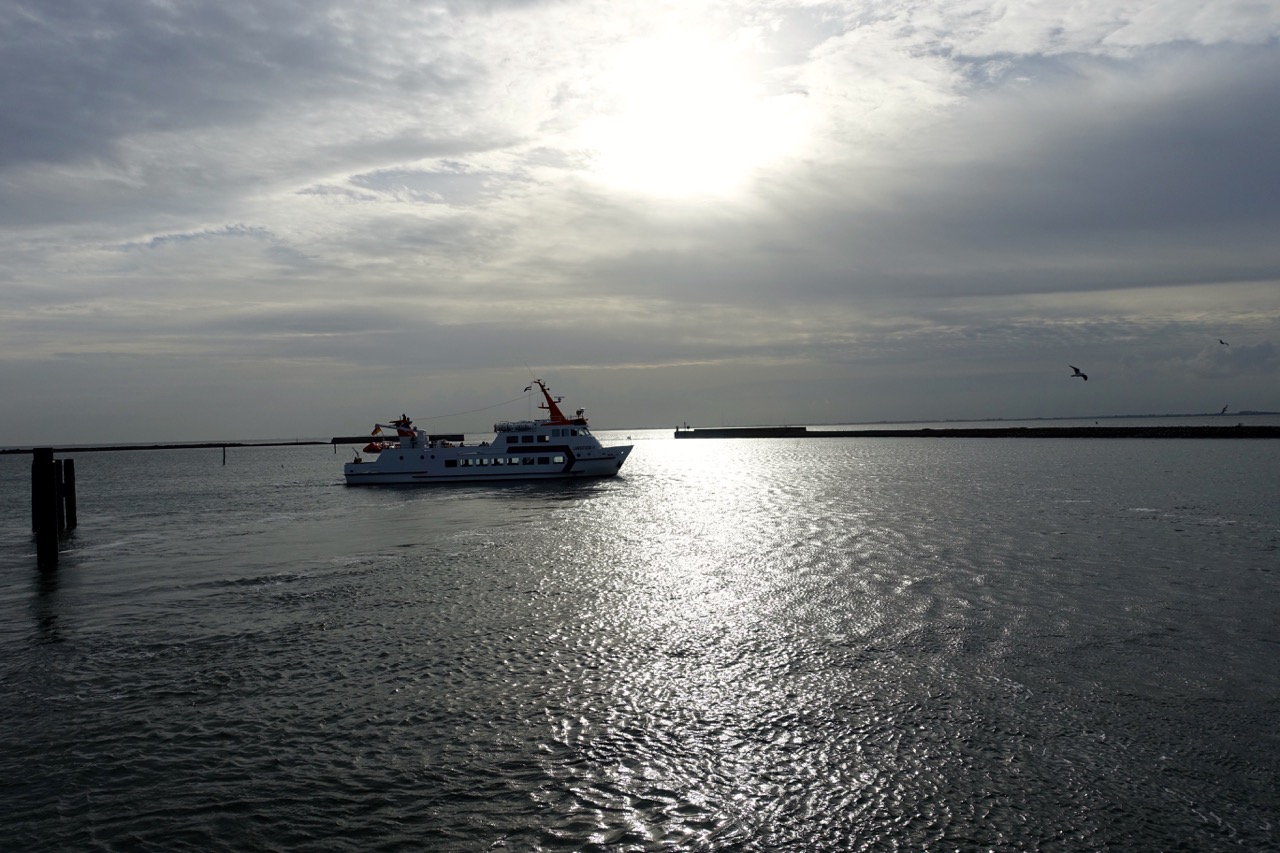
<box><xmin>2</xmin><ymin>434</ymin><xmax>1279</xmax><ymax>851</ymax></box>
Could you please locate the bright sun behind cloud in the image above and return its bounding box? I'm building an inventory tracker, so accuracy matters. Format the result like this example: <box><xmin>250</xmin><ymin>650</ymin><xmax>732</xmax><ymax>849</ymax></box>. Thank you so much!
<box><xmin>577</xmin><ymin>33</ymin><xmax>810</xmax><ymax>198</ymax></box>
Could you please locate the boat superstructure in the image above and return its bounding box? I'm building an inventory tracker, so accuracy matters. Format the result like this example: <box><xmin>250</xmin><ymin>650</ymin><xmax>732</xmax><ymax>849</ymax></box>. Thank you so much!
<box><xmin>343</xmin><ymin>380</ymin><xmax>633</xmax><ymax>485</ymax></box>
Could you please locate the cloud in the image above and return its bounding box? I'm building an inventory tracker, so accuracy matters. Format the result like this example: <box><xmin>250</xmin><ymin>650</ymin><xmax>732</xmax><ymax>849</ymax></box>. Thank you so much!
<box><xmin>1</xmin><ymin>1</ymin><xmax>350</xmax><ymax>169</ymax></box>
<box><xmin>2</xmin><ymin>0</ymin><xmax>1279</xmax><ymax>441</ymax></box>
<box><xmin>759</xmin><ymin>45</ymin><xmax>1280</xmax><ymax>297</ymax></box>
<box><xmin>1182</xmin><ymin>341</ymin><xmax>1280</xmax><ymax>380</ymax></box>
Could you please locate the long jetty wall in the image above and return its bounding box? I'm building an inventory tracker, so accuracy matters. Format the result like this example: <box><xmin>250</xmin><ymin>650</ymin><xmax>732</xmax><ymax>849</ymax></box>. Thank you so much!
<box><xmin>2</xmin><ymin>436</ymin><xmax>471</xmax><ymax>457</ymax></box>
<box><xmin>675</xmin><ymin>425</ymin><xmax>1280</xmax><ymax>439</ymax></box>
<box><xmin>1</xmin><ymin>440</ymin><xmax>332</xmax><ymax>456</ymax></box>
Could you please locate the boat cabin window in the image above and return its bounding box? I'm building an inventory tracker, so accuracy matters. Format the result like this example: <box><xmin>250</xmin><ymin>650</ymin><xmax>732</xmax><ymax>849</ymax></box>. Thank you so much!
<box><xmin>552</xmin><ymin>455</ymin><xmax>564</xmax><ymax>464</ymax></box>
<box><xmin>506</xmin><ymin>436</ymin><xmax>520</xmax><ymax>444</ymax></box>
<box><xmin>521</xmin><ymin>435</ymin><xmax>534</xmax><ymax>443</ymax></box>
<box><xmin>537</xmin><ymin>435</ymin><xmax>550</xmax><ymax>443</ymax></box>
<box><xmin>538</xmin><ymin>457</ymin><xmax>549</xmax><ymax>464</ymax></box>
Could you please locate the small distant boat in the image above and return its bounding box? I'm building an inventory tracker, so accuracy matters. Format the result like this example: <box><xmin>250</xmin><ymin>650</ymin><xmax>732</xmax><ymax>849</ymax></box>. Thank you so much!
<box><xmin>343</xmin><ymin>380</ymin><xmax>633</xmax><ymax>485</ymax></box>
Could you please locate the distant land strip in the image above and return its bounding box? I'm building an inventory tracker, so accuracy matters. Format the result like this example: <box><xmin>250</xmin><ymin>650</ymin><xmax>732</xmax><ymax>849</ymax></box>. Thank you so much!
<box><xmin>675</xmin><ymin>426</ymin><xmax>1280</xmax><ymax>439</ymax></box>
<box><xmin>0</xmin><ymin>440</ymin><xmax>330</xmax><ymax>455</ymax></box>
<box><xmin>2</xmin><ymin>435</ymin><xmax>469</xmax><ymax>455</ymax></box>
<box><xmin>7</xmin><ymin>426</ymin><xmax>1280</xmax><ymax>454</ymax></box>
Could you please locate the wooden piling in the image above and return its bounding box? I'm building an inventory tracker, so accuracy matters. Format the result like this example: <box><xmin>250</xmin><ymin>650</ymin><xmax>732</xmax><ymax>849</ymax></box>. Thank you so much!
<box><xmin>52</xmin><ymin>458</ymin><xmax>65</xmax><ymax>532</ymax></box>
<box><xmin>31</xmin><ymin>448</ymin><xmax>59</xmax><ymax>568</ymax></box>
<box><xmin>62</xmin><ymin>458</ymin><xmax>78</xmax><ymax>530</ymax></box>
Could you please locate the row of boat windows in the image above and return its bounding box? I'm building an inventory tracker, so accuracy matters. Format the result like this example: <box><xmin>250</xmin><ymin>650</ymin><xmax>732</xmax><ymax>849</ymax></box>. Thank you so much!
<box><xmin>444</xmin><ymin>455</ymin><xmax>565</xmax><ymax>467</ymax></box>
<box><xmin>504</xmin><ymin>428</ymin><xmax>585</xmax><ymax>444</ymax></box>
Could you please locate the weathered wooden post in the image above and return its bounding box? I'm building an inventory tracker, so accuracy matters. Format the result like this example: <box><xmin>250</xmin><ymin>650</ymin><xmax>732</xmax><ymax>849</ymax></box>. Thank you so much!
<box><xmin>31</xmin><ymin>448</ymin><xmax>59</xmax><ymax>568</ymax></box>
<box><xmin>62</xmin><ymin>458</ymin><xmax>78</xmax><ymax>530</ymax></box>
<box><xmin>53</xmin><ymin>459</ymin><xmax>65</xmax><ymax>533</ymax></box>
<box><xmin>30</xmin><ymin>454</ymin><xmax>40</xmax><ymax>533</ymax></box>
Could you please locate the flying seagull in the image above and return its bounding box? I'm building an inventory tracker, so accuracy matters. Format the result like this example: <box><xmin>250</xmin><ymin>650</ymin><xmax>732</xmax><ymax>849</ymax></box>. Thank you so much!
<box><xmin>1220</xmin><ymin>405</ymin><xmax>1229</xmax><ymax>415</ymax></box>
<box><xmin>1219</xmin><ymin>339</ymin><xmax>1229</xmax><ymax>346</ymax></box>
<box><xmin>1069</xmin><ymin>365</ymin><xmax>1088</xmax><ymax>381</ymax></box>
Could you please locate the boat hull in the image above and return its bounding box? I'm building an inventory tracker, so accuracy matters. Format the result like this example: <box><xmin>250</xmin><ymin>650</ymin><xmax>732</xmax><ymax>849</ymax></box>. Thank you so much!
<box><xmin>343</xmin><ymin>445</ymin><xmax>632</xmax><ymax>486</ymax></box>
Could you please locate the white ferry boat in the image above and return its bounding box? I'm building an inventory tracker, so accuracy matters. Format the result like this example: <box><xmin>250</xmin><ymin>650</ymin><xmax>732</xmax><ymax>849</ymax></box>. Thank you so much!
<box><xmin>343</xmin><ymin>380</ymin><xmax>633</xmax><ymax>485</ymax></box>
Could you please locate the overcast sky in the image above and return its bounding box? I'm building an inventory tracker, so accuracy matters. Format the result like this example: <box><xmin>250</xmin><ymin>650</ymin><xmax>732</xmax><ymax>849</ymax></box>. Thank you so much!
<box><xmin>3</xmin><ymin>0</ymin><xmax>1279</xmax><ymax>443</ymax></box>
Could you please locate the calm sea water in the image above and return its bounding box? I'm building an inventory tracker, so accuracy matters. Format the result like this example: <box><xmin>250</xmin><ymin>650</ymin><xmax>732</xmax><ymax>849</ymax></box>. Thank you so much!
<box><xmin>1</xmin><ymin>432</ymin><xmax>1278</xmax><ymax>852</ymax></box>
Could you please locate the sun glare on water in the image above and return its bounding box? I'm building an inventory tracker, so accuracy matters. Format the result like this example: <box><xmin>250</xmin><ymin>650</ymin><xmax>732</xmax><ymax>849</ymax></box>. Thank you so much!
<box><xmin>579</xmin><ymin>34</ymin><xmax>808</xmax><ymax>198</ymax></box>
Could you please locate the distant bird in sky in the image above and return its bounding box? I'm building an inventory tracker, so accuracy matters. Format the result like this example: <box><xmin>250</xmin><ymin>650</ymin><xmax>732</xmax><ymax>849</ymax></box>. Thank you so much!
<box><xmin>1219</xmin><ymin>339</ymin><xmax>1229</xmax><ymax>346</ymax></box>
<box><xmin>1220</xmin><ymin>405</ymin><xmax>1229</xmax><ymax>415</ymax></box>
<box><xmin>1069</xmin><ymin>365</ymin><xmax>1088</xmax><ymax>381</ymax></box>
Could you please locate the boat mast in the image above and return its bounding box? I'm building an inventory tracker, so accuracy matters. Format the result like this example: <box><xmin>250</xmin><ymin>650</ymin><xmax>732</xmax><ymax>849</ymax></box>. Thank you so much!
<box><xmin>531</xmin><ymin>379</ymin><xmax>571</xmax><ymax>424</ymax></box>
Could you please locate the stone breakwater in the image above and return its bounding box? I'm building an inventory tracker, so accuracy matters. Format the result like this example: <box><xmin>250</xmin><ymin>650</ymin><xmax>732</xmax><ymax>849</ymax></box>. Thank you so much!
<box><xmin>675</xmin><ymin>425</ymin><xmax>1280</xmax><ymax>439</ymax></box>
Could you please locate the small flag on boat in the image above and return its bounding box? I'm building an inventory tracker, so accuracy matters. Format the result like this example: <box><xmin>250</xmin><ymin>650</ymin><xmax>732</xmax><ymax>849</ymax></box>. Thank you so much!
<box><xmin>372</xmin><ymin>425</ymin><xmax>381</xmax><ymax>435</ymax></box>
